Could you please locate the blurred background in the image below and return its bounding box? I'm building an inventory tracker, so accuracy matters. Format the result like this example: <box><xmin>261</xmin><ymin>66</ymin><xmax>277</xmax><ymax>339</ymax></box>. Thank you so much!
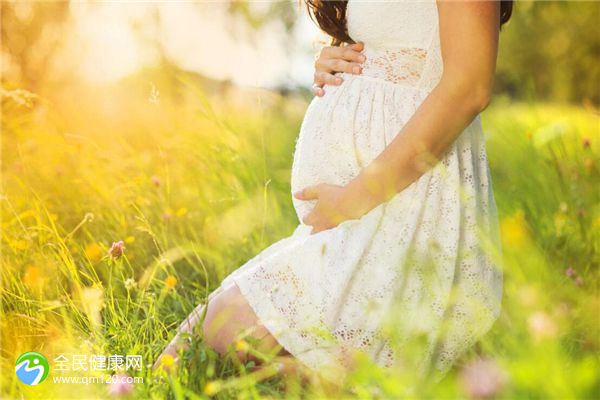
<box><xmin>2</xmin><ymin>1</ymin><xmax>599</xmax><ymax>99</ymax></box>
<box><xmin>2</xmin><ymin>1</ymin><xmax>599</xmax><ymax>399</ymax></box>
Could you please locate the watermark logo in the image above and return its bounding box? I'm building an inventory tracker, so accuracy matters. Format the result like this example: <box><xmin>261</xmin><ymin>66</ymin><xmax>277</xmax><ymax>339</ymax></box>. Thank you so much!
<box><xmin>15</xmin><ymin>351</ymin><xmax>49</xmax><ymax>385</ymax></box>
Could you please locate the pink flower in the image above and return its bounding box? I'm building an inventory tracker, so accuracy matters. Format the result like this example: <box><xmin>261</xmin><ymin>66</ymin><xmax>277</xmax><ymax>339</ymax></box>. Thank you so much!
<box><xmin>460</xmin><ymin>358</ymin><xmax>508</xmax><ymax>400</ymax></box>
<box><xmin>582</xmin><ymin>137</ymin><xmax>591</xmax><ymax>148</ymax></box>
<box><xmin>150</xmin><ymin>175</ymin><xmax>161</xmax><ymax>187</ymax></box>
<box><xmin>108</xmin><ymin>372</ymin><xmax>134</xmax><ymax>396</ymax></box>
<box><xmin>565</xmin><ymin>267</ymin><xmax>576</xmax><ymax>278</ymax></box>
<box><xmin>108</xmin><ymin>241</ymin><xmax>125</xmax><ymax>259</ymax></box>
<box><xmin>527</xmin><ymin>311</ymin><xmax>558</xmax><ymax>341</ymax></box>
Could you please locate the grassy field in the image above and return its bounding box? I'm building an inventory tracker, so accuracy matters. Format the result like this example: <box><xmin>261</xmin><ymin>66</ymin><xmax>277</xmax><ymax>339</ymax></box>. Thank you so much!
<box><xmin>1</xmin><ymin>75</ymin><xmax>598</xmax><ymax>399</ymax></box>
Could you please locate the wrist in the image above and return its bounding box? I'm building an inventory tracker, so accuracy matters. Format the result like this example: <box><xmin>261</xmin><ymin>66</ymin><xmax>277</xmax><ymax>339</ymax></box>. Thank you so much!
<box><xmin>342</xmin><ymin>173</ymin><xmax>386</xmax><ymax>218</ymax></box>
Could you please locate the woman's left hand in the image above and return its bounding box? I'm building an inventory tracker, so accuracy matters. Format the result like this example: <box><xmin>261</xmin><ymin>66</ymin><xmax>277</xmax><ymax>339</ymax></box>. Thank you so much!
<box><xmin>294</xmin><ymin>183</ymin><xmax>367</xmax><ymax>234</ymax></box>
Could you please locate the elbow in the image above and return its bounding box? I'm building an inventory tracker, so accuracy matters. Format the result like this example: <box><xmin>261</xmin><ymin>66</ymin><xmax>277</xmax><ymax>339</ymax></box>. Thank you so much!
<box><xmin>439</xmin><ymin>73</ymin><xmax>494</xmax><ymax>115</ymax></box>
<box><xmin>471</xmin><ymin>84</ymin><xmax>493</xmax><ymax>113</ymax></box>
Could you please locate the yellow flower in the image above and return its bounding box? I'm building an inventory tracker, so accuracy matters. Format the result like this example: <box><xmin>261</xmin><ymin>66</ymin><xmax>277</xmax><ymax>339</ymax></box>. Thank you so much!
<box><xmin>176</xmin><ymin>207</ymin><xmax>188</xmax><ymax>217</ymax></box>
<box><xmin>234</xmin><ymin>339</ymin><xmax>249</xmax><ymax>352</ymax></box>
<box><xmin>500</xmin><ymin>210</ymin><xmax>529</xmax><ymax>247</ymax></box>
<box><xmin>125</xmin><ymin>236</ymin><xmax>136</xmax><ymax>244</ymax></box>
<box><xmin>160</xmin><ymin>354</ymin><xmax>175</xmax><ymax>367</ymax></box>
<box><xmin>164</xmin><ymin>275</ymin><xmax>177</xmax><ymax>288</ymax></box>
<box><xmin>13</xmin><ymin>239</ymin><xmax>28</xmax><ymax>251</ymax></box>
<box><xmin>84</xmin><ymin>243</ymin><xmax>103</xmax><ymax>263</ymax></box>
<box><xmin>23</xmin><ymin>266</ymin><xmax>43</xmax><ymax>291</ymax></box>
<box><xmin>203</xmin><ymin>381</ymin><xmax>221</xmax><ymax>396</ymax></box>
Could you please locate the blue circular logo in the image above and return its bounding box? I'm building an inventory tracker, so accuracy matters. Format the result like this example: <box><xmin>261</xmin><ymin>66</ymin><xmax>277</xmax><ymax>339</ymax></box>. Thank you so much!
<box><xmin>15</xmin><ymin>351</ymin><xmax>49</xmax><ymax>385</ymax></box>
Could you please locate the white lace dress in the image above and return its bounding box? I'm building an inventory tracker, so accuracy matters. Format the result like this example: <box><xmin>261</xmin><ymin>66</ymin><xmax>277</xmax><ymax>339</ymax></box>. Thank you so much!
<box><xmin>219</xmin><ymin>0</ymin><xmax>503</xmax><ymax>381</ymax></box>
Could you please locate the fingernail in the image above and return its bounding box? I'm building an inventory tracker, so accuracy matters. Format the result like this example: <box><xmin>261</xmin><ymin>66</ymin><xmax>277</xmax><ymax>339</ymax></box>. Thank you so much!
<box><xmin>335</xmin><ymin>77</ymin><xmax>343</xmax><ymax>85</ymax></box>
<box><xmin>352</xmin><ymin>66</ymin><xmax>361</xmax><ymax>74</ymax></box>
<box><xmin>360</xmin><ymin>55</ymin><xmax>366</xmax><ymax>62</ymax></box>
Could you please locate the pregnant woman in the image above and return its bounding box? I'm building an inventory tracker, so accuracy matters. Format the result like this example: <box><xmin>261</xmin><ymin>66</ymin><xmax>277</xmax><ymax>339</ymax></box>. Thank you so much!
<box><xmin>158</xmin><ymin>0</ymin><xmax>513</xmax><ymax>383</ymax></box>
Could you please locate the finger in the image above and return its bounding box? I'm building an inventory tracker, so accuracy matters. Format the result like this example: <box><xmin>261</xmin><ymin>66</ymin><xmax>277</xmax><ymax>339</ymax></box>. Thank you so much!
<box><xmin>294</xmin><ymin>186</ymin><xmax>319</xmax><ymax>200</ymax></box>
<box><xmin>311</xmin><ymin>82</ymin><xmax>324</xmax><ymax>96</ymax></box>
<box><xmin>315</xmin><ymin>71</ymin><xmax>344</xmax><ymax>86</ymax></box>
<box><xmin>323</xmin><ymin>59</ymin><xmax>362</xmax><ymax>76</ymax></box>
<box><xmin>340</xmin><ymin>46</ymin><xmax>367</xmax><ymax>64</ymax></box>
<box><xmin>312</xmin><ymin>86</ymin><xmax>325</xmax><ymax>97</ymax></box>
<box><xmin>325</xmin><ymin>45</ymin><xmax>365</xmax><ymax>63</ymax></box>
<box><xmin>348</xmin><ymin>41</ymin><xmax>365</xmax><ymax>52</ymax></box>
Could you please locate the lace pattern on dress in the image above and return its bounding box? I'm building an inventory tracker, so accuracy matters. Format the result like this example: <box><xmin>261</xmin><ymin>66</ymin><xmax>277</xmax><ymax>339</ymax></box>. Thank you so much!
<box><xmin>360</xmin><ymin>47</ymin><xmax>428</xmax><ymax>87</ymax></box>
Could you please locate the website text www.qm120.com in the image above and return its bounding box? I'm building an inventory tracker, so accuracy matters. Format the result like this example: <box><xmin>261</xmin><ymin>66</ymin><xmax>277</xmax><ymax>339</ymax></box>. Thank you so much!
<box><xmin>53</xmin><ymin>374</ymin><xmax>143</xmax><ymax>385</ymax></box>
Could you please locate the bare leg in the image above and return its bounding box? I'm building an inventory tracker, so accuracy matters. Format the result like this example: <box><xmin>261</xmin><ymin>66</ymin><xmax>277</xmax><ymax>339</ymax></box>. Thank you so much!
<box><xmin>155</xmin><ymin>282</ymin><xmax>297</xmax><ymax>374</ymax></box>
<box><xmin>154</xmin><ymin>285</ymin><xmax>226</xmax><ymax>371</ymax></box>
<box><xmin>201</xmin><ymin>282</ymin><xmax>291</xmax><ymax>364</ymax></box>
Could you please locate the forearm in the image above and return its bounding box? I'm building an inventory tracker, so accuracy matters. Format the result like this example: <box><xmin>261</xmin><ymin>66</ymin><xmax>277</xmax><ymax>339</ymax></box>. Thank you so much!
<box><xmin>343</xmin><ymin>76</ymin><xmax>489</xmax><ymax>214</ymax></box>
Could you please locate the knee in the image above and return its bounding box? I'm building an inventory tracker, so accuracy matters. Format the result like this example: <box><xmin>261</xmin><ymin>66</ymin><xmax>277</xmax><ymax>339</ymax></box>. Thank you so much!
<box><xmin>202</xmin><ymin>284</ymin><xmax>252</xmax><ymax>357</ymax></box>
<box><xmin>202</xmin><ymin>295</ymin><xmax>229</xmax><ymax>356</ymax></box>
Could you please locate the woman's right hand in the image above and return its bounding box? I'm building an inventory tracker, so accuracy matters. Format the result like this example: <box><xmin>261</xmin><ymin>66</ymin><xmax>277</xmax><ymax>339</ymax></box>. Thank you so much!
<box><xmin>312</xmin><ymin>42</ymin><xmax>366</xmax><ymax>97</ymax></box>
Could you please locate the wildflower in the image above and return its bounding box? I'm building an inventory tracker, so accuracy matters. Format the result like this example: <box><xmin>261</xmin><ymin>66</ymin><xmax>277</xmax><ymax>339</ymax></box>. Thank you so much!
<box><xmin>559</xmin><ymin>202</ymin><xmax>568</xmax><ymax>213</ymax></box>
<box><xmin>527</xmin><ymin>311</ymin><xmax>558</xmax><ymax>342</ymax></box>
<box><xmin>582</xmin><ymin>137</ymin><xmax>590</xmax><ymax>148</ymax></box>
<box><xmin>23</xmin><ymin>266</ymin><xmax>43</xmax><ymax>291</ymax></box>
<box><xmin>565</xmin><ymin>267</ymin><xmax>576</xmax><ymax>278</ymax></box>
<box><xmin>13</xmin><ymin>239</ymin><xmax>28</xmax><ymax>251</ymax></box>
<box><xmin>235</xmin><ymin>339</ymin><xmax>249</xmax><ymax>352</ymax></box>
<box><xmin>160</xmin><ymin>354</ymin><xmax>174</xmax><ymax>368</ymax></box>
<box><xmin>108</xmin><ymin>372</ymin><xmax>134</xmax><ymax>396</ymax></box>
<box><xmin>157</xmin><ymin>354</ymin><xmax>176</xmax><ymax>374</ymax></box>
<box><xmin>150</xmin><ymin>175</ymin><xmax>161</xmax><ymax>187</ymax></box>
<box><xmin>85</xmin><ymin>243</ymin><xmax>103</xmax><ymax>263</ymax></box>
<box><xmin>162</xmin><ymin>209</ymin><xmax>173</xmax><ymax>221</ymax></box>
<box><xmin>175</xmin><ymin>207</ymin><xmax>188</xmax><ymax>217</ymax></box>
<box><xmin>125</xmin><ymin>236</ymin><xmax>136</xmax><ymax>244</ymax></box>
<box><xmin>500</xmin><ymin>210</ymin><xmax>528</xmax><ymax>247</ymax></box>
<box><xmin>203</xmin><ymin>381</ymin><xmax>221</xmax><ymax>396</ymax></box>
<box><xmin>108</xmin><ymin>241</ymin><xmax>125</xmax><ymax>259</ymax></box>
<box><xmin>525</xmin><ymin>131</ymin><xmax>533</xmax><ymax>141</ymax></box>
<box><xmin>124</xmin><ymin>278</ymin><xmax>137</xmax><ymax>291</ymax></box>
<box><xmin>164</xmin><ymin>275</ymin><xmax>177</xmax><ymax>289</ymax></box>
<box><xmin>459</xmin><ymin>358</ymin><xmax>508</xmax><ymax>400</ymax></box>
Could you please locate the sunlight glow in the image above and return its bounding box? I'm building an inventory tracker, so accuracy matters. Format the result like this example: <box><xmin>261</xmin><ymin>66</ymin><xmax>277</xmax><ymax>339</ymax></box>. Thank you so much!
<box><xmin>68</xmin><ymin>2</ymin><xmax>321</xmax><ymax>88</ymax></box>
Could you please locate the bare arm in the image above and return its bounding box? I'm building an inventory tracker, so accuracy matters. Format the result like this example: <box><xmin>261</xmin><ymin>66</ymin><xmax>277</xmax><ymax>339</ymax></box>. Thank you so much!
<box><xmin>296</xmin><ymin>0</ymin><xmax>501</xmax><ymax>233</ymax></box>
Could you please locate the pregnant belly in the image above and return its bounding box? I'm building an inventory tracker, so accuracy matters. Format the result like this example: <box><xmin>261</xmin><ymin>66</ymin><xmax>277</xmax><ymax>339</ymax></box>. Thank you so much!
<box><xmin>289</xmin><ymin>74</ymin><xmax>428</xmax><ymax>222</ymax></box>
<box><xmin>290</xmin><ymin>85</ymin><xmax>365</xmax><ymax>221</ymax></box>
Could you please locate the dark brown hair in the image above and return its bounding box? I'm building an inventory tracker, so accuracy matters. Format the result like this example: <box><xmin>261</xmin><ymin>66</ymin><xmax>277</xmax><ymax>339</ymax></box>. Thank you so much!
<box><xmin>305</xmin><ymin>0</ymin><xmax>514</xmax><ymax>46</ymax></box>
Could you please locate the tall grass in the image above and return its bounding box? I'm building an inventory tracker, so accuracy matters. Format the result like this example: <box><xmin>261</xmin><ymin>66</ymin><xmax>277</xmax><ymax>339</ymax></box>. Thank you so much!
<box><xmin>1</xmin><ymin>76</ymin><xmax>598</xmax><ymax>399</ymax></box>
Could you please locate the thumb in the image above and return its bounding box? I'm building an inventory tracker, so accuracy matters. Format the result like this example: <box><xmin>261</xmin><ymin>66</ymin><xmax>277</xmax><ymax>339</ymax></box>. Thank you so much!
<box><xmin>350</xmin><ymin>41</ymin><xmax>365</xmax><ymax>51</ymax></box>
<box><xmin>294</xmin><ymin>186</ymin><xmax>320</xmax><ymax>200</ymax></box>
